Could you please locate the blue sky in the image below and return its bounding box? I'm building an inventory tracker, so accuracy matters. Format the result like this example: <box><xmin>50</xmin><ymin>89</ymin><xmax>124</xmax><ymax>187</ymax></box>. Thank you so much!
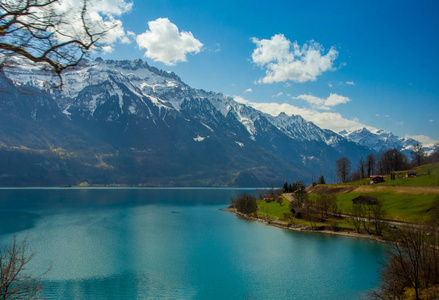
<box><xmin>99</xmin><ymin>0</ymin><xmax>439</xmax><ymax>143</ymax></box>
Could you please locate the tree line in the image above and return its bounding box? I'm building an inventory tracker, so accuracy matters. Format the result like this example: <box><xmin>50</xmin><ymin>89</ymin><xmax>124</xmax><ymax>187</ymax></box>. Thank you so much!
<box><xmin>335</xmin><ymin>143</ymin><xmax>439</xmax><ymax>183</ymax></box>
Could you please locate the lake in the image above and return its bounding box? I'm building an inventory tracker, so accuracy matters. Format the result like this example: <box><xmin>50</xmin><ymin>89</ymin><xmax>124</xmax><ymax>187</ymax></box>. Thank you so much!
<box><xmin>0</xmin><ymin>188</ymin><xmax>385</xmax><ymax>299</ymax></box>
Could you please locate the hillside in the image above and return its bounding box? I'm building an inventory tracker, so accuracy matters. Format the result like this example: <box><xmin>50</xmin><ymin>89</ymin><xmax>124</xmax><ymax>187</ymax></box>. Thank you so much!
<box><xmin>0</xmin><ymin>59</ymin><xmax>373</xmax><ymax>187</ymax></box>
<box><xmin>307</xmin><ymin>162</ymin><xmax>439</xmax><ymax>222</ymax></box>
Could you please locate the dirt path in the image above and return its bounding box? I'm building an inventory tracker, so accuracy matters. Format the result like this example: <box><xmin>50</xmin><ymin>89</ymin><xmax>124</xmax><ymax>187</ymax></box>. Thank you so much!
<box><xmin>283</xmin><ymin>193</ymin><xmax>294</xmax><ymax>202</ymax></box>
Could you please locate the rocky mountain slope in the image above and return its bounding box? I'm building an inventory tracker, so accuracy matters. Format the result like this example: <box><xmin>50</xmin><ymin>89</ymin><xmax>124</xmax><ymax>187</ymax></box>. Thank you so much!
<box><xmin>339</xmin><ymin>128</ymin><xmax>435</xmax><ymax>157</ymax></box>
<box><xmin>0</xmin><ymin>59</ymin><xmax>383</xmax><ymax>186</ymax></box>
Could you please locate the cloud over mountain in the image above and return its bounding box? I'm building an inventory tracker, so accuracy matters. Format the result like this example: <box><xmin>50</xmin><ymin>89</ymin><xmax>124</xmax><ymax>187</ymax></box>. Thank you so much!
<box><xmin>294</xmin><ymin>93</ymin><xmax>350</xmax><ymax>110</ymax></box>
<box><xmin>251</xmin><ymin>34</ymin><xmax>338</xmax><ymax>84</ymax></box>
<box><xmin>136</xmin><ymin>18</ymin><xmax>203</xmax><ymax>65</ymax></box>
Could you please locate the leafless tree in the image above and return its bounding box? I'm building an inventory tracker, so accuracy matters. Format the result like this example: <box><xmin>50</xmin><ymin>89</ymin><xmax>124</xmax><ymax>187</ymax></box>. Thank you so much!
<box><xmin>316</xmin><ymin>194</ymin><xmax>337</xmax><ymax>219</ymax></box>
<box><xmin>366</xmin><ymin>153</ymin><xmax>376</xmax><ymax>177</ymax></box>
<box><xmin>0</xmin><ymin>236</ymin><xmax>47</xmax><ymax>299</ymax></box>
<box><xmin>358</xmin><ymin>156</ymin><xmax>365</xmax><ymax>179</ymax></box>
<box><xmin>0</xmin><ymin>0</ymin><xmax>119</xmax><ymax>88</ymax></box>
<box><xmin>411</xmin><ymin>143</ymin><xmax>425</xmax><ymax>167</ymax></box>
<box><xmin>348</xmin><ymin>204</ymin><xmax>363</xmax><ymax>233</ymax></box>
<box><xmin>371</xmin><ymin>224</ymin><xmax>439</xmax><ymax>300</ymax></box>
<box><xmin>370</xmin><ymin>200</ymin><xmax>386</xmax><ymax>236</ymax></box>
<box><xmin>336</xmin><ymin>157</ymin><xmax>351</xmax><ymax>183</ymax></box>
<box><xmin>377</xmin><ymin>149</ymin><xmax>408</xmax><ymax>175</ymax></box>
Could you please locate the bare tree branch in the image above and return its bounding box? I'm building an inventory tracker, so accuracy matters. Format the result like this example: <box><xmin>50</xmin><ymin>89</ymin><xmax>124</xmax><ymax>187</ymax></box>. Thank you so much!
<box><xmin>0</xmin><ymin>236</ymin><xmax>48</xmax><ymax>299</ymax></box>
<box><xmin>0</xmin><ymin>0</ymin><xmax>117</xmax><ymax>89</ymax></box>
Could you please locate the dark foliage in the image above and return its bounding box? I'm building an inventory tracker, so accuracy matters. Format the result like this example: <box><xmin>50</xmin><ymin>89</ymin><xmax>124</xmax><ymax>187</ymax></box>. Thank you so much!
<box><xmin>377</xmin><ymin>149</ymin><xmax>408</xmax><ymax>175</ymax></box>
<box><xmin>231</xmin><ymin>193</ymin><xmax>258</xmax><ymax>214</ymax></box>
<box><xmin>283</xmin><ymin>180</ymin><xmax>306</xmax><ymax>193</ymax></box>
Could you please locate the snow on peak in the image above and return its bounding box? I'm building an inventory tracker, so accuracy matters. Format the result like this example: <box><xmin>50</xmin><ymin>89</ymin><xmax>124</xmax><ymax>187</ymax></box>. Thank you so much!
<box><xmin>194</xmin><ymin>135</ymin><xmax>208</xmax><ymax>142</ymax></box>
<box><xmin>341</xmin><ymin>127</ymin><xmax>436</xmax><ymax>155</ymax></box>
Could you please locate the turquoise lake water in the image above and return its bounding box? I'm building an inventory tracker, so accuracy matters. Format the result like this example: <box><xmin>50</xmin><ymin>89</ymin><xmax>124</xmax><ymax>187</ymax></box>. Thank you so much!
<box><xmin>0</xmin><ymin>188</ymin><xmax>386</xmax><ymax>299</ymax></box>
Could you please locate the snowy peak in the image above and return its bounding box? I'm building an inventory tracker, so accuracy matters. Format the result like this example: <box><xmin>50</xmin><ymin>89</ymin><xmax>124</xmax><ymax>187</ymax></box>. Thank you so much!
<box><xmin>340</xmin><ymin>127</ymin><xmax>436</xmax><ymax>155</ymax></box>
<box><xmin>267</xmin><ymin>112</ymin><xmax>342</xmax><ymax>145</ymax></box>
<box><xmin>0</xmin><ymin>58</ymin><xmax>377</xmax><ymax>186</ymax></box>
<box><xmin>4</xmin><ymin>58</ymin><xmax>358</xmax><ymax>148</ymax></box>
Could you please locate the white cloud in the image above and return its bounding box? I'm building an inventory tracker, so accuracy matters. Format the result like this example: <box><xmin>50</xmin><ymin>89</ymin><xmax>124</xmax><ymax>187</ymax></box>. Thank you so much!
<box><xmin>233</xmin><ymin>96</ymin><xmax>250</xmax><ymax>105</ymax></box>
<box><xmin>430</xmin><ymin>119</ymin><xmax>435</xmax><ymax>123</ymax></box>
<box><xmin>251</xmin><ymin>34</ymin><xmax>338</xmax><ymax>84</ymax></box>
<box><xmin>88</xmin><ymin>0</ymin><xmax>133</xmax><ymax>16</ymax></box>
<box><xmin>293</xmin><ymin>93</ymin><xmax>350</xmax><ymax>110</ymax></box>
<box><xmin>50</xmin><ymin>0</ymin><xmax>133</xmax><ymax>47</ymax></box>
<box><xmin>329</xmin><ymin>81</ymin><xmax>355</xmax><ymax>87</ymax></box>
<box><xmin>136</xmin><ymin>18</ymin><xmax>203</xmax><ymax>65</ymax></box>
<box><xmin>101</xmin><ymin>45</ymin><xmax>114</xmax><ymax>53</ymax></box>
<box><xmin>273</xmin><ymin>92</ymin><xmax>283</xmax><ymax>98</ymax></box>
<box><xmin>325</xmin><ymin>93</ymin><xmax>350</xmax><ymax>106</ymax></box>
<box><xmin>233</xmin><ymin>96</ymin><xmax>371</xmax><ymax>133</ymax></box>
<box><xmin>244</xmin><ymin>88</ymin><xmax>253</xmax><ymax>93</ymax></box>
<box><xmin>251</xmin><ymin>101</ymin><xmax>370</xmax><ymax>133</ymax></box>
<box><xmin>294</xmin><ymin>94</ymin><xmax>324</xmax><ymax>106</ymax></box>
<box><xmin>405</xmin><ymin>135</ymin><xmax>438</xmax><ymax>146</ymax></box>
<box><xmin>214</xmin><ymin>43</ymin><xmax>221</xmax><ymax>53</ymax></box>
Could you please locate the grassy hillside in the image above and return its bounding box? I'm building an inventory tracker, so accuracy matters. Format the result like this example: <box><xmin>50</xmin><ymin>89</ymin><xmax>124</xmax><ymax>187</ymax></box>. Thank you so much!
<box><xmin>307</xmin><ymin>162</ymin><xmax>439</xmax><ymax>223</ymax></box>
<box><xmin>345</xmin><ymin>162</ymin><xmax>439</xmax><ymax>186</ymax></box>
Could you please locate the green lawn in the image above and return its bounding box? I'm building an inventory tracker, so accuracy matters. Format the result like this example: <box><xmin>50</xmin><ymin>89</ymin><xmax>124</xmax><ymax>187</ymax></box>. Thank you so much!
<box><xmin>256</xmin><ymin>197</ymin><xmax>291</xmax><ymax>220</ymax></box>
<box><xmin>311</xmin><ymin>162</ymin><xmax>439</xmax><ymax>223</ymax></box>
<box><xmin>255</xmin><ymin>198</ymin><xmax>359</xmax><ymax>231</ymax></box>
<box><xmin>345</xmin><ymin>162</ymin><xmax>439</xmax><ymax>186</ymax></box>
<box><xmin>310</xmin><ymin>192</ymin><xmax>438</xmax><ymax>223</ymax></box>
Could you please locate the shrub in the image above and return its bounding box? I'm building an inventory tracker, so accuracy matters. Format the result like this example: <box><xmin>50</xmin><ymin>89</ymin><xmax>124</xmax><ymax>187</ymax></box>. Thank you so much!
<box><xmin>232</xmin><ymin>193</ymin><xmax>258</xmax><ymax>214</ymax></box>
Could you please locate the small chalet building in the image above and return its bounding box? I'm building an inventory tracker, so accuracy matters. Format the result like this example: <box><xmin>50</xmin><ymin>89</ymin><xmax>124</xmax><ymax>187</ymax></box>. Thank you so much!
<box><xmin>290</xmin><ymin>207</ymin><xmax>305</xmax><ymax>219</ymax></box>
<box><xmin>370</xmin><ymin>175</ymin><xmax>385</xmax><ymax>184</ymax></box>
<box><xmin>406</xmin><ymin>171</ymin><xmax>417</xmax><ymax>178</ymax></box>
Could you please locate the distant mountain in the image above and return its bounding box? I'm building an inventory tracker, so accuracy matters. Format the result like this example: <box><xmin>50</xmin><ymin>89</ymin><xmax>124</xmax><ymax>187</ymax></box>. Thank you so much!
<box><xmin>0</xmin><ymin>59</ymin><xmax>379</xmax><ymax>186</ymax></box>
<box><xmin>339</xmin><ymin>128</ymin><xmax>435</xmax><ymax>157</ymax></box>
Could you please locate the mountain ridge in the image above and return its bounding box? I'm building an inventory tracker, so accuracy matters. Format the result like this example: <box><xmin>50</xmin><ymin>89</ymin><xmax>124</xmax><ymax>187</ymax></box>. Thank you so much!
<box><xmin>0</xmin><ymin>58</ymin><xmax>428</xmax><ymax>186</ymax></box>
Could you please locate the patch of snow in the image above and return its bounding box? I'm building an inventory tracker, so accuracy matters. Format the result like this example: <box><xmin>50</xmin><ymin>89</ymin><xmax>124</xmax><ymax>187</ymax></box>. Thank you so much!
<box><xmin>88</xmin><ymin>94</ymin><xmax>100</xmax><ymax>114</ymax></box>
<box><xmin>194</xmin><ymin>135</ymin><xmax>208</xmax><ymax>142</ymax></box>
<box><xmin>201</xmin><ymin>122</ymin><xmax>214</xmax><ymax>132</ymax></box>
<box><xmin>235</xmin><ymin>141</ymin><xmax>244</xmax><ymax>147</ymax></box>
<box><xmin>62</xmin><ymin>105</ymin><xmax>71</xmax><ymax>116</ymax></box>
<box><xmin>128</xmin><ymin>105</ymin><xmax>137</xmax><ymax>114</ymax></box>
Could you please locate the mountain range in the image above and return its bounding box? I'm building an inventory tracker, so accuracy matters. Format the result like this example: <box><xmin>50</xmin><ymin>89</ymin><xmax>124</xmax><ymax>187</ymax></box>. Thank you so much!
<box><xmin>0</xmin><ymin>59</ymin><xmax>429</xmax><ymax>186</ymax></box>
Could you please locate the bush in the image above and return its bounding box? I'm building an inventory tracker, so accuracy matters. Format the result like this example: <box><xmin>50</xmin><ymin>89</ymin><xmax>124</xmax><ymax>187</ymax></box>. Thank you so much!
<box><xmin>232</xmin><ymin>193</ymin><xmax>258</xmax><ymax>214</ymax></box>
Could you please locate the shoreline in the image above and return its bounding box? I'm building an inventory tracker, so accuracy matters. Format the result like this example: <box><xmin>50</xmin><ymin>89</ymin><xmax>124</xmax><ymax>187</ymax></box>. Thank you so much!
<box><xmin>222</xmin><ymin>207</ymin><xmax>388</xmax><ymax>243</ymax></box>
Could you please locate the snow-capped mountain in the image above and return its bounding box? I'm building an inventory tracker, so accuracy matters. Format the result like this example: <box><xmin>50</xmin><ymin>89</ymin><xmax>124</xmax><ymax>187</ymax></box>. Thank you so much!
<box><xmin>339</xmin><ymin>128</ymin><xmax>436</xmax><ymax>156</ymax></box>
<box><xmin>0</xmin><ymin>58</ymin><xmax>372</xmax><ymax>186</ymax></box>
